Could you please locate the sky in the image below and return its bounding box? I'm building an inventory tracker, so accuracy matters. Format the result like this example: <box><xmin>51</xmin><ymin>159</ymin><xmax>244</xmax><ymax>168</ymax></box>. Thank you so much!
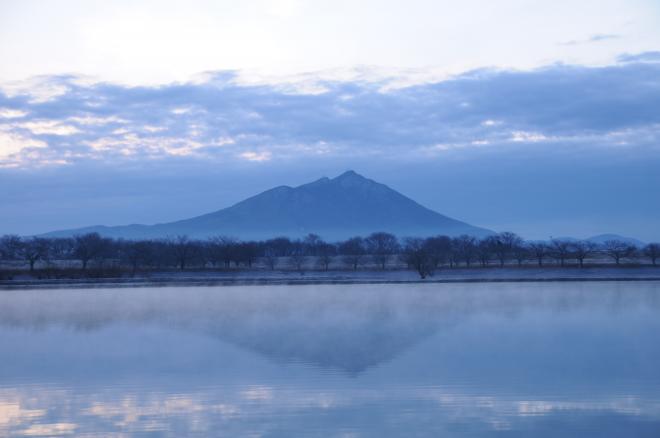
<box><xmin>1</xmin><ymin>0</ymin><xmax>659</xmax><ymax>240</ymax></box>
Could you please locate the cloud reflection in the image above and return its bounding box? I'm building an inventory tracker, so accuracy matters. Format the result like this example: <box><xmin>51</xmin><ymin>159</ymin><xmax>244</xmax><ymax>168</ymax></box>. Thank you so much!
<box><xmin>1</xmin><ymin>384</ymin><xmax>660</xmax><ymax>437</ymax></box>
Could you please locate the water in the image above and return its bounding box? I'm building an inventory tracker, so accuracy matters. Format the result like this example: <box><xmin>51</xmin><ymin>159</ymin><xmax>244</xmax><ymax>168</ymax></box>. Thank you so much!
<box><xmin>1</xmin><ymin>282</ymin><xmax>659</xmax><ymax>437</ymax></box>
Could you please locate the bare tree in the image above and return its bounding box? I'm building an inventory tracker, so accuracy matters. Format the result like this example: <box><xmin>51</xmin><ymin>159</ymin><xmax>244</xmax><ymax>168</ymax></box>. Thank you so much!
<box><xmin>237</xmin><ymin>241</ymin><xmax>260</xmax><ymax>267</ymax></box>
<box><xmin>48</xmin><ymin>237</ymin><xmax>75</xmax><ymax>264</ymax></box>
<box><xmin>0</xmin><ymin>235</ymin><xmax>22</xmax><ymax>261</ymax></box>
<box><xmin>206</xmin><ymin>237</ymin><xmax>226</xmax><ymax>268</ymax></box>
<box><xmin>571</xmin><ymin>240</ymin><xmax>598</xmax><ymax>268</ymax></box>
<box><xmin>550</xmin><ymin>239</ymin><xmax>572</xmax><ymax>267</ymax></box>
<box><xmin>261</xmin><ymin>248</ymin><xmax>279</xmax><ymax>270</ymax></box>
<box><xmin>339</xmin><ymin>237</ymin><xmax>366</xmax><ymax>270</ymax></box>
<box><xmin>74</xmin><ymin>233</ymin><xmax>111</xmax><ymax>270</ymax></box>
<box><xmin>316</xmin><ymin>242</ymin><xmax>336</xmax><ymax>271</ymax></box>
<box><xmin>208</xmin><ymin>236</ymin><xmax>239</xmax><ymax>268</ymax></box>
<box><xmin>452</xmin><ymin>235</ymin><xmax>478</xmax><ymax>267</ymax></box>
<box><xmin>121</xmin><ymin>240</ymin><xmax>154</xmax><ymax>274</ymax></box>
<box><xmin>528</xmin><ymin>242</ymin><xmax>549</xmax><ymax>267</ymax></box>
<box><xmin>264</xmin><ymin>237</ymin><xmax>294</xmax><ymax>257</ymax></box>
<box><xmin>6</xmin><ymin>230</ymin><xmax>652</xmax><ymax>278</ymax></box>
<box><xmin>403</xmin><ymin>238</ymin><xmax>434</xmax><ymax>279</ymax></box>
<box><xmin>644</xmin><ymin>243</ymin><xmax>659</xmax><ymax>266</ymax></box>
<box><xmin>602</xmin><ymin>240</ymin><xmax>637</xmax><ymax>265</ymax></box>
<box><xmin>8</xmin><ymin>237</ymin><xmax>50</xmax><ymax>272</ymax></box>
<box><xmin>289</xmin><ymin>254</ymin><xmax>306</xmax><ymax>272</ymax></box>
<box><xmin>491</xmin><ymin>232</ymin><xmax>523</xmax><ymax>267</ymax></box>
<box><xmin>148</xmin><ymin>240</ymin><xmax>172</xmax><ymax>269</ymax></box>
<box><xmin>169</xmin><ymin>235</ymin><xmax>196</xmax><ymax>270</ymax></box>
<box><xmin>365</xmin><ymin>232</ymin><xmax>399</xmax><ymax>270</ymax></box>
<box><xmin>303</xmin><ymin>233</ymin><xmax>323</xmax><ymax>256</ymax></box>
<box><xmin>448</xmin><ymin>244</ymin><xmax>460</xmax><ymax>268</ymax></box>
<box><xmin>512</xmin><ymin>242</ymin><xmax>530</xmax><ymax>267</ymax></box>
<box><xmin>424</xmin><ymin>235</ymin><xmax>452</xmax><ymax>268</ymax></box>
<box><xmin>476</xmin><ymin>238</ymin><xmax>492</xmax><ymax>267</ymax></box>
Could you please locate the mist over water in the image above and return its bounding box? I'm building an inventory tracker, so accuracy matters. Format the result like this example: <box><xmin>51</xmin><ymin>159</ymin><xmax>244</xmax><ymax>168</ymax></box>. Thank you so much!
<box><xmin>1</xmin><ymin>282</ymin><xmax>660</xmax><ymax>437</ymax></box>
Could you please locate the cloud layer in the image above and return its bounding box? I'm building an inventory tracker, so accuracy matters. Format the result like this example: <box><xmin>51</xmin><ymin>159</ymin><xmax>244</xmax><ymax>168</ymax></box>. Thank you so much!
<box><xmin>1</xmin><ymin>56</ymin><xmax>659</xmax><ymax>168</ymax></box>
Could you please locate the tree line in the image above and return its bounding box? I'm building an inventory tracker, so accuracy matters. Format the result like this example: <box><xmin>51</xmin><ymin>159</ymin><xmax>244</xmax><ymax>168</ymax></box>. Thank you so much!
<box><xmin>0</xmin><ymin>231</ymin><xmax>658</xmax><ymax>278</ymax></box>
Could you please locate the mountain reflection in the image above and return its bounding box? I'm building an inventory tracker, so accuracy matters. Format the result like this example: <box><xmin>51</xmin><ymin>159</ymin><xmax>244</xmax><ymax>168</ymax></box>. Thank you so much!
<box><xmin>1</xmin><ymin>282</ymin><xmax>659</xmax><ymax>437</ymax></box>
<box><xmin>0</xmin><ymin>282</ymin><xmax>659</xmax><ymax>373</ymax></box>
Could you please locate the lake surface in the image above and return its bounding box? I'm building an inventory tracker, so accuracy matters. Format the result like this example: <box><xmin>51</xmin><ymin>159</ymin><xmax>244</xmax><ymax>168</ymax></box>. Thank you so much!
<box><xmin>1</xmin><ymin>282</ymin><xmax>659</xmax><ymax>437</ymax></box>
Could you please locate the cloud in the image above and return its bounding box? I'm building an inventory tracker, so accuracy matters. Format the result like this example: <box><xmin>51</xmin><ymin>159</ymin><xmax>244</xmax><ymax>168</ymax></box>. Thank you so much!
<box><xmin>617</xmin><ymin>51</ymin><xmax>660</xmax><ymax>63</ymax></box>
<box><xmin>509</xmin><ymin>131</ymin><xmax>550</xmax><ymax>143</ymax></box>
<box><xmin>171</xmin><ymin>107</ymin><xmax>193</xmax><ymax>115</ymax></box>
<box><xmin>0</xmin><ymin>127</ymin><xmax>47</xmax><ymax>161</ymax></box>
<box><xmin>18</xmin><ymin>120</ymin><xmax>80</xmax><ymax>136</ymax></box>
<box><xmin>239</xmin><ymin>151</ymin><xmax>272</xmax><ymax>162</ymax></box>
<box><xmin>588</xmin><ymin>34</ymin><xmax>621</xmax><ymax>42</ymax></box>
<box><xmin>560</xmin><ymin>34</ymin><xmax>621</xmax><ymax>46</ymax></box>
<box><xmin>0</xmin><ymin>108</ymin><xmax>27</xmax><ymax>119</ymax></box>
<box><xmin>0</xmin><ymin>75</ymin><xmax>72</xmax><ymax>103</ymax></box>
<box><xmin>0</xmin><ymin>54</ymin><xmax>658</xmax><ymax>169</ymax></box>
<box><xmin>67</xmin><ymin>115</ymin><xmax>127</xmax><ymax>126</ymax></box>
<box><xmin>21</xmin><ymin>423</ymin><xmax>77</xmax><ymax>436</ymax></box>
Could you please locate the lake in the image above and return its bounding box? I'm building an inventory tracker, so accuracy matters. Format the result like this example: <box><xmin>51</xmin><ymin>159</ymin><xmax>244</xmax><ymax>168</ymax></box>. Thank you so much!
<box><xmin>1</xmin><ymin>282</ymin><xmax>659</xmax><ymax>437</ymax></box>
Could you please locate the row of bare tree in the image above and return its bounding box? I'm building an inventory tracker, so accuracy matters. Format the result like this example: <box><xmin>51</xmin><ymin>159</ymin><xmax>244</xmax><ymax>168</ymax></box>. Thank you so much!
<box><xmin>400</xmin><ymin>233</ymin><xmax>658</xmax><ymax>278</ymax></box>
<box><xmin>0</xmin><ymin>232</ymin><xmax>658</xmax><ymax>277</ymax></box>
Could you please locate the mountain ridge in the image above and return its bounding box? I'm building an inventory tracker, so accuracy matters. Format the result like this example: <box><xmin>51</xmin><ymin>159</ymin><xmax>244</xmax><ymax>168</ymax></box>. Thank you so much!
<box><xmin>42</xmin><ymin>170</ymin><xmax>494</xmax><ymax>240</ymax></box>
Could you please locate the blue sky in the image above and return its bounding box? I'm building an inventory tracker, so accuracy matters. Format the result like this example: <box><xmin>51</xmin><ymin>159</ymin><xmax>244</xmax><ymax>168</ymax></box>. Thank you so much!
<box><xmin>1</xmin><ymin>0</ymin><xmax>659</xmax><ymax>240</ymax></box>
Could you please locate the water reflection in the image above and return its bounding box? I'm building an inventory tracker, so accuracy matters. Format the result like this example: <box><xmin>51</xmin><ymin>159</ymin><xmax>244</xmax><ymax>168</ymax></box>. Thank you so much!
<box><xmin>1</xmin><ymin>282</ymin><xmax>659</xmax><ymax>436</ymax></box>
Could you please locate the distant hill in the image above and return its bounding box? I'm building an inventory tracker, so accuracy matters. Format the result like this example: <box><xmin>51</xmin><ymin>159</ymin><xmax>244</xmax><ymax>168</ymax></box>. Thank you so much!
<box><xmin>42</xmin><ymin>170</ymin><xmax>493</xmax><ymax>240</ymax></box>
<box><xmin>544</xmin><ymin>234</ymin><xmax>646</xmax><ymax>247</ymax></box>
<box><xmin>586</xmin><ymin>234</ymin><xmax>646</xmax><ymax>248</ymax></box>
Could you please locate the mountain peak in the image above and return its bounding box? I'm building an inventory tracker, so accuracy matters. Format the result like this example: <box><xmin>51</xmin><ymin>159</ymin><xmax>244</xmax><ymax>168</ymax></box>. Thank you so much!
<box><xmin>332</xmin><ymin>170</ymin><xmax>374</xmax><ymax>188</ymax></box>
<box><xmin>334</xmin><ymin>170</ymin><xmax>363</xmax><ymax>180</ymax></box>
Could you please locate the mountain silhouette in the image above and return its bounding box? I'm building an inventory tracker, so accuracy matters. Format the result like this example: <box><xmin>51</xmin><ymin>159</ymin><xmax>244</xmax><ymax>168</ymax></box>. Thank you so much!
<box><xmin>44</xmin><ymin>170</ymin><xmax>492</xmax><ymax>240</ymax></box>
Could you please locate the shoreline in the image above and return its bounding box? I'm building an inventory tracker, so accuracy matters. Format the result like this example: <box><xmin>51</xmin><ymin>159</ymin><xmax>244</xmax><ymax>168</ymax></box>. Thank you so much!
<box><xmin>2</xmin><ymin>267</ymin><xmax>660</xmax><ymax>290</ymax></box>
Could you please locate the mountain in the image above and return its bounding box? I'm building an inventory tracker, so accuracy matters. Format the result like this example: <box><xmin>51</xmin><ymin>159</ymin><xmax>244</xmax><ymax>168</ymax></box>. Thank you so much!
<box><xmin>43</xmin><ymin>170</ymin><xmax>493</xmax><ymax>240</ymax></box>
